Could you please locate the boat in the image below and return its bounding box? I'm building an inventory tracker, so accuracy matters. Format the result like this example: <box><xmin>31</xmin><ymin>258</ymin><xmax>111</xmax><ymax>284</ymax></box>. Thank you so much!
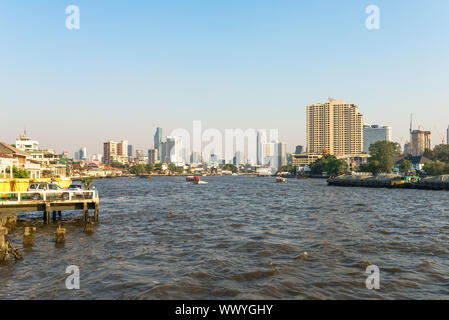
<box><xmin>192</xmin><ymin>176</ymin><xmax>208</xmax><ymax>184</ymax></box>
<box><xmin>276</xmin><ymin>177</ymin><xmax>287</xmax><ymax>183</ymax></box>
<box><xmin>186</xmin><ymin>176</ymin><xmax>195</xmax><ymax>182</ymax></box>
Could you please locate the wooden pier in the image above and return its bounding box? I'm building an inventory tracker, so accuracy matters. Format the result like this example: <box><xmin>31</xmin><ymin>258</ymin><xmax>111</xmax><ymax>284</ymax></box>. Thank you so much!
<box><xmin>0</xmin><ymin>190</ymin><xmax>100</xmax><ymax>224</ymax></box>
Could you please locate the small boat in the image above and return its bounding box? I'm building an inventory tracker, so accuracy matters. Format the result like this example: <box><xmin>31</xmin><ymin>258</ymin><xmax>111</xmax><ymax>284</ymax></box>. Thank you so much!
<box><xmin>192</xmin><ymin>176</ymin><xmax>208</xmax><ymax>184</ymax></box>
<box><xmin>276</xmin><ymin>177</ymin><xmax>287</xmax><ymax>183</ymax></box>
<box><xmin>186</xmin><ymin>176</ymin><xmax>195</xmax><ymax>182</ymax></box>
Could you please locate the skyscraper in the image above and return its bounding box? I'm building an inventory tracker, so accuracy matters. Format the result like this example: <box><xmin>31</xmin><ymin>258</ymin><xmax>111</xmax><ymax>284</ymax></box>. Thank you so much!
<box><xmin>307</xmin><ymin>99</ymin><xmax>363</xmax><ymax>156</ymax></box>
<box><xmin>78</xmin><ymin>147</ymin><xmax>87</xmax><ymax>161</ymax></box>
<box><xmin>363</xmin><ymin>125</ymin><xmax>392</xmax><ymax>153</ymax></box>
<box><xmin>276</xmin><ymin>142</ymin><xmax>287</xmax><ymax>168</ymax></box>
<box><xmin>154</xmin><ymin>127</ymin><xmax>163</xmax><ymax>161</ymax></box>
<box><xmin>234</xmin><ymin>151</ymin><xmax>246</xmax><ymax>166</ymax></box>
<box><xmin>294</xmin><ymin>145</ymin><xmax>304</xmax><ymax>154</ymax></box>
<box><xmin>162</xmin><ymin>136</ymin><xmax>183</xmax><ymax>165</ymax></box>
<box><xmin>148</xmin><ymin>149</ymin><xmax>158</xmax><ymax>164</ymax></box>
<box><xmin>411</xmin><ymin>130</ymin><xmax>431</xmax><ymax>156</ymax></box>
<box><xmin>256</xmin><ymin>130</ymin><xmax>267</xmax><ymax>165</ymax></box>
<box><xmin>128</xmin><ymin>145</ymin><xmax>134</xmax><ymax>162</ymax></box>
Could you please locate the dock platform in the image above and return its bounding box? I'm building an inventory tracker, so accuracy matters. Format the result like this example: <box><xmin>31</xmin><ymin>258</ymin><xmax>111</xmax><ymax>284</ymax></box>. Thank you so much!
<box><xmin>0</xmin><ymin>190</ymin><xmax>100</xmax><ymax>224</ymax></box>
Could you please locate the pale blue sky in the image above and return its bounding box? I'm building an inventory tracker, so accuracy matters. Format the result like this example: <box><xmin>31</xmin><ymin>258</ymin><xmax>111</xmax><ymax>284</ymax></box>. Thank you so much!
<box><xmin>1</xmin><ymin>0</ymin><xmax>448</xmax><ymax>155</ymax></box>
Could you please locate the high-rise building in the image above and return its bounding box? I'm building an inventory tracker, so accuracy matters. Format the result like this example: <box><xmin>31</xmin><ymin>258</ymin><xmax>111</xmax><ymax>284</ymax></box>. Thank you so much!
<box><xmin>191</xmin><ymin>152</ymin><xmax>202</xmax><ymax>164</ymax></box>
<box><xmin>234</xmin><ymin>151</ymin><xmax>246</xmax><ymax>166</ymax></box>
<box><xmin>404</xmin><ymin>142</ymin><xmax>411</xmax><ymax>154</ymax></box>
<box><xmin>148</xmin><ymin>149</ymin><xmax>158</xmax><ymax>164</ymax></box>
<box><xmin>307</xmin><ymin>99</ymin><xmax>363</xmax><ymax>156</ymax></box>
<box><xmin>263</xmin><ymin>142</ymin><xmax>275</xmax><ymax>167</ymax></box>
<box><xmin>78</xmin><ymin>147</ymin><xmax>87</xmax><ymax>161</ymax></box>
<box><xmin>411</xmin><ymin>130</ymin><xmax>431</xmax><ymax>156</ymax></box>
<box><xmin>154</xmin><ymin>128</ymin><xmax>163</xmax><ymax>161</ymax></box>
<box><xmin>161</xmin><ymin>136</ymin><xmax>183</xmax><ymax>165</ymax></box>
<box><xmin>103</xmin><ymin>140</ymin><xmax>129</xmax><ymax>165</ymax></box>
<box><xmin>256</xmin><ymin>130</ymin><xmax>267</xmax><ymax>165</ymax></box>
<box><xmin>90</xmin><ymin>153</ymin><xmax>103</xmax><ymax>163</ymax></box>
<box><xmin>294</xmin><ymin>145</ymin><xmax>304</xmax><ymax>154</ymax></box>
<box><xmin>135</xmin><ymin>149</ymin><xmax>146</xmax><ymax>164</ymax></box>
<box><xmin>276</xmin><ymin>142</ymin><xmax>287</xmax><ymax>168</ymax></box>
<box><xmin>128</xmin><ymin>145</ymin><xmax>134</xmax><ymax>162</ymax></box>
<box><xmin>363</xmin><ymin>125</ymin><xmax>392</xmax><ymax>153</ymax></box>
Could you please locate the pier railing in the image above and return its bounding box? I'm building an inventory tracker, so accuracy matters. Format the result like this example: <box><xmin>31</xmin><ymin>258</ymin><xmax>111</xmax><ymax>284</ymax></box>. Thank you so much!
<box><xmin>0</xmin><ymin>190</ymin><xmax>99</xmax><ymax>204</ymax></box>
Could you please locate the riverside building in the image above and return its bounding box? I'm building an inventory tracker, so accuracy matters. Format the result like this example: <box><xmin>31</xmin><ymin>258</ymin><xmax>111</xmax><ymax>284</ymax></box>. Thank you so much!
<box><xmin>363</xmin><ymin>125</ymin><xmax>392</xmax><ymax>153</ymax></box>
<box><xmin>103</xmin><ymin>140</ymin><xmax>129</xmax><ymax>165</ymax></box>
<box><xmin>307</xmin><ymin>99</ymin><xmax>364</xmax><ymax>156</ymax></box>
<box><xmin>411</xmin><ymin>130</ymin><xmax>431</xmax><ymax>156</ymax></box>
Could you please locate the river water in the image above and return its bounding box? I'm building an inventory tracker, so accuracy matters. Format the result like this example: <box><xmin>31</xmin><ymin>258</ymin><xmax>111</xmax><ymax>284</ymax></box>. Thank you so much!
<box><xmin>1</xmin><ymin>176</ymin><xmax>448</xmax><ymax>299</ymax></box>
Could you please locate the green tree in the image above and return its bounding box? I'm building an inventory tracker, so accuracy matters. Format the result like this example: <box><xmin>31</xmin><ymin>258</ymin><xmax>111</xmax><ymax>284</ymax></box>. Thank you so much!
<box><xmin>6</xmin><ymin>167</ymin><xmax>30</xmax><ymax>178</ymax></box>
<box><xmin>145</xmin><ymin>164</ymin><xmax>154</xmax><ymax>173</ymax></box>
<box><xmin>110</xmin><ymin>162</ymin><xmax>129</xmax><ymax>169</ymax></box>
<box><xmin>278</xmin><ymin>165</ymin><xmax>296</xmax><ymax>174</ymax></box>
<box><xmin>423</xmin><ymin>161</ymin><xmax>449</xmax><ymax>176</ymax></box>
<box><xmin>222</xmin><ymin>164</ymin><xmax>238</xmax><ymax>173</ymax></box>
<box><xmin>367</xmin><ymin>141</ymin><xmax>402</xmax><ymax>173</ymax></box>
<box><xmin>129</xmin><ymin>164</ymin><xmax>148</xmax><ymax>175</ymax></box>
<box><xmin>423</xmin><ymin>148</ymin><xmax>435</xmax><ymax>161</ymax></box>
<box><xmin>167</xmin><ymin>163</ymin><xmax>184</xmax><ymax>174</ymax></box>
<box><xmin>431</xmin><ymin>144</ymin><xmax>449</xmax><ymax>163</ymax></box>
<box><xmin>82</xmin><ymin>177</ymin><xmax>93</xmax><ymax>190</ymax></box>
<box><xmin>310</xmin><ymin>155</ymin><xmax>349</xmax><ymax>175</ymax></box>
<box><xmin>399</xmin><ymin>160</ymin><xmax>412</xmax><ymax>174</ymax></box>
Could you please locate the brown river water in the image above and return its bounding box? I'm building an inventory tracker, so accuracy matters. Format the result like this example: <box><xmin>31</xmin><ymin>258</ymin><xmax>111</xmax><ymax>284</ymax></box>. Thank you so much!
<box><xmin>1</xmin><ymin>176</ymin><xmax>448</xmax><ymax>299</ymax></box>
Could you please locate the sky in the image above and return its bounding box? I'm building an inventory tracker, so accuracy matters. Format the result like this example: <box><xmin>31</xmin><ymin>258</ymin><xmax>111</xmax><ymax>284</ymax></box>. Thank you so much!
<box><xmin>1</xmin><ymin>0</ymin><xmax>448</xmax><ymax>156</ymax></box>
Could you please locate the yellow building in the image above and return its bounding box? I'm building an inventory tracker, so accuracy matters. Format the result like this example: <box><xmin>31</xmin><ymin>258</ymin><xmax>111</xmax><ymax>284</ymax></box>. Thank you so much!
<box><xmin>291</xmin><ymin>153</ymin><xmax>323</xmax><ymax>167</ymax></box>
<box><xmin>411</xmin><ymin>130</ymin><xmax>431</xmax><ymax>156</ymax></box>
<box><xmin>307</xmin><ymin>99</ymin><xmax>363</xmax><ymax>156</ymax></box>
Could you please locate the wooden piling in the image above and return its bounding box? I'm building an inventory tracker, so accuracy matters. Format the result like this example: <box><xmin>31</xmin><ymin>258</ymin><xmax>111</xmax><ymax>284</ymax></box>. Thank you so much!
<box><xmin>44</xmin><ymin>203</ymin><xmax>51</xmax><ymax>224</ymax></box>
<box><xmin>0</xmin><ymin>227</ymin><xmax>8</xmax><ymax>261</ymax></box>
<box><xmin>23</xmin><ymin>227</ymin><xmax>36</xmax><ymax>247</ymax></box>
<box><xmin>56</xmin><ymin>225</ymin><xmax>66</xmax><ymax>243</ymax></box>
<box><xmin>83</xmin><ymin>202</ymin><xmax>88</xmax><ymax>222</ymax></box>
<box><xmin>84</xmin><ymin>218</ymin><xmax>94</xmax><ymax>233</ymax></box>
<box><xmin>94</xmin><ymin>203</ymin><xmax>99</xmax><ymax>222</ymax></box>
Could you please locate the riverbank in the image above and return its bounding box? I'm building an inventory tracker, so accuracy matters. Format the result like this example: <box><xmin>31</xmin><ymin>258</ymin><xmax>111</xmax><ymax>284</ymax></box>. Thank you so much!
<box><xmin>327</xmin><ymin>174</ymin><xmax>449</xmax><ymax>190</ymax></box>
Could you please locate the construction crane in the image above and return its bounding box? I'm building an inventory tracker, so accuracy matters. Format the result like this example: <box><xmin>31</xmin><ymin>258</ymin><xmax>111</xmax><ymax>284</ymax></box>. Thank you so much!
<box><xmin>434</xmin><ymin>126</ymin><xmax>446</xmax><ymax>144</ymax></box>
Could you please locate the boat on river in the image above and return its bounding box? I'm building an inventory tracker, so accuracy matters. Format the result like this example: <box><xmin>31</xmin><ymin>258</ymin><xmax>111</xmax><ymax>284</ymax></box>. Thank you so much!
<box><xmin>192</xmin><ymin>176</ymin><xmax>208</xmax><ymax>184</ymax></box>
<box><xmin>276</xmin><ymin>177</ymin><xmax>287</xmax><ymax>183</ymax></box>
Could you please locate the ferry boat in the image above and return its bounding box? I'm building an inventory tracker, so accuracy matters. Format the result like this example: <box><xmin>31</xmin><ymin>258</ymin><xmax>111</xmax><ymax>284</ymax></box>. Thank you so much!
<box><xmin>276</xmin><ymin>177</ymin><xmax>287</xmax><ymax>183</ymax></box>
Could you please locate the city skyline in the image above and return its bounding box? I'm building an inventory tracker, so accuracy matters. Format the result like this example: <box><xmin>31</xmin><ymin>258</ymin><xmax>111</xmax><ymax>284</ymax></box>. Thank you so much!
<box><xmin>1</xmin><ymin>1</ymin><xmax>448</xmax><ymax>154</ymax></box>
